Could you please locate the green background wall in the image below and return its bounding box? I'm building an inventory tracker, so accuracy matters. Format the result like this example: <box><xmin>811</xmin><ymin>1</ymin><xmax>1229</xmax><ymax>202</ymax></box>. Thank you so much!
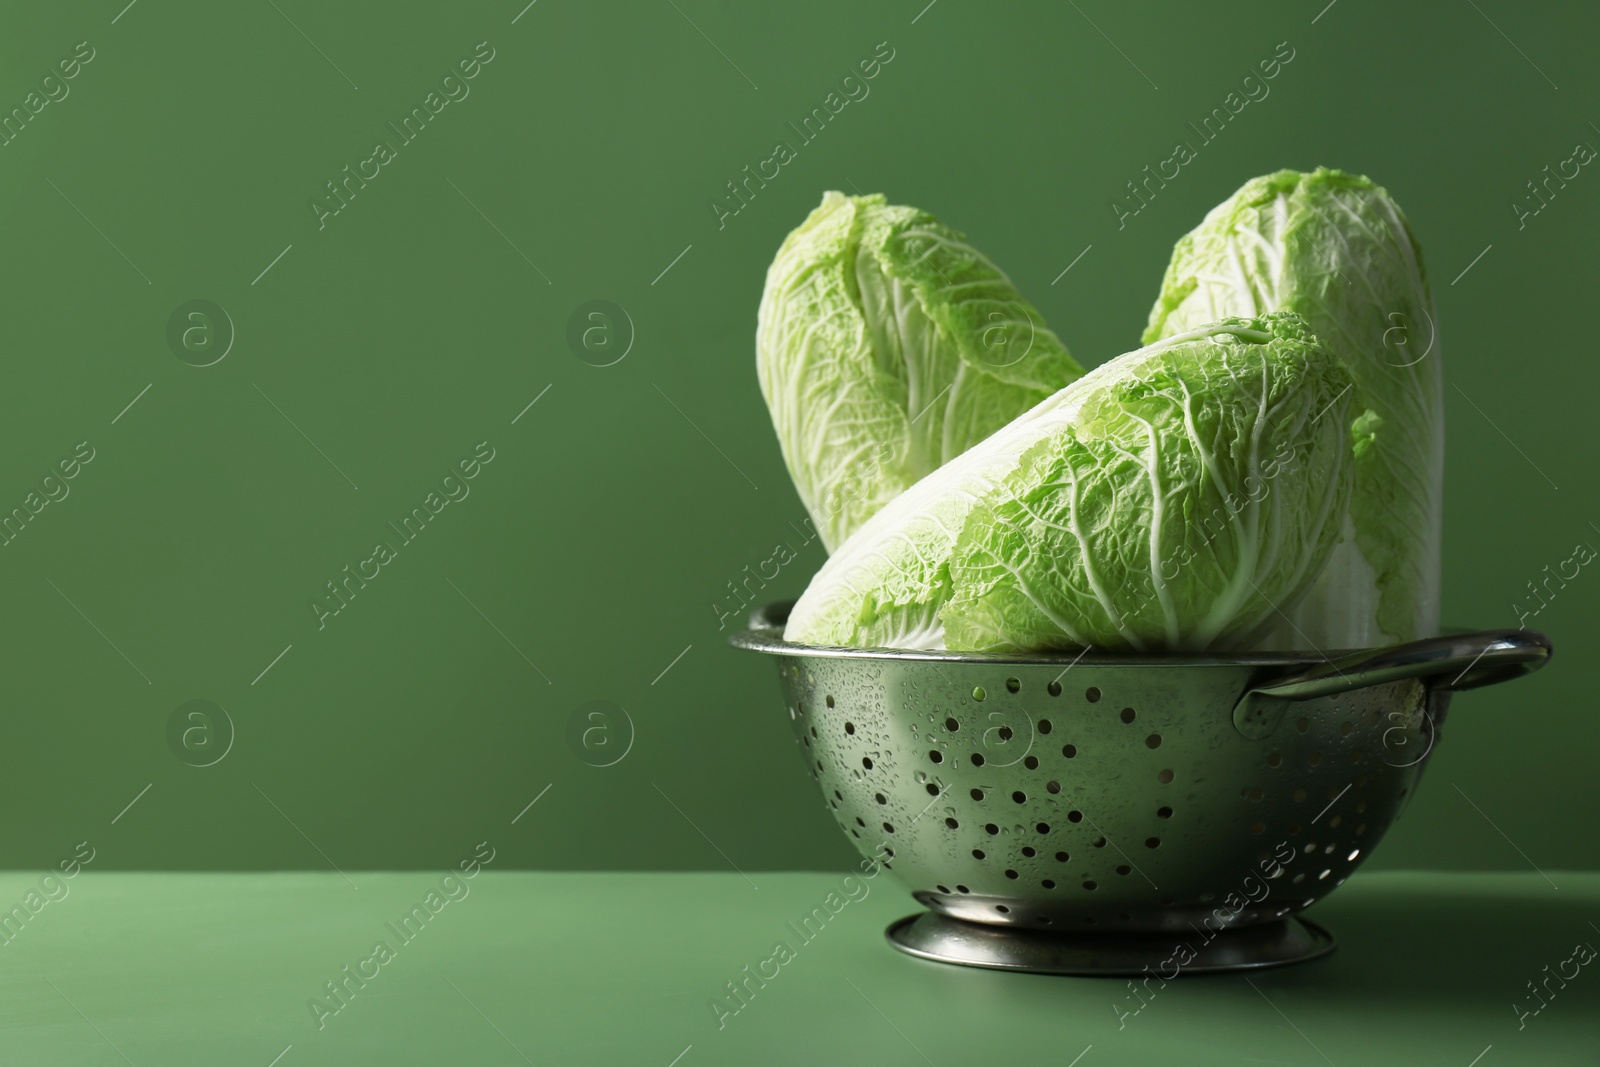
<box><xmin>0</xmin><ymin>0</ymin><xmax>1591</xmax><ymax>876</ymax></box>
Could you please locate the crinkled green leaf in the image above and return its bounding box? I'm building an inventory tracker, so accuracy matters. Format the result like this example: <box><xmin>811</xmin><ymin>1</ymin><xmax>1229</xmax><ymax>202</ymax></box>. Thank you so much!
<box><xmin>785</xmin><ymin>313</ymin><xmax>1356</xmax><ymax>653</ymax></box>
<box><xmin>757</xmin><ymin>192</ymin><xmax>1084</xmax><ymax>551</ymax></box>
<box><xmin>1143</xmin><ymin>168</ymin><xmax>1443</xmax><ymax>648</ymax></box>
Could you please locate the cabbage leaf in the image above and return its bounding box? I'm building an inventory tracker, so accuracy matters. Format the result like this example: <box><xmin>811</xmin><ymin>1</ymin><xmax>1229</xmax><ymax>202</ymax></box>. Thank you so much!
<box><xmin>1143</xmin><ymin>168</ymin><xmax>1443</xmax><ymax>648</ymax></box>
<box><xmin>784</xmin><ymin>313</ymin><xmax>1356</xmax><ymax>653</ymax></box>
<box><xmin>757</xmin><ymin>192</ymin><xmax>1084</xmax><ymax>551</ymax></box>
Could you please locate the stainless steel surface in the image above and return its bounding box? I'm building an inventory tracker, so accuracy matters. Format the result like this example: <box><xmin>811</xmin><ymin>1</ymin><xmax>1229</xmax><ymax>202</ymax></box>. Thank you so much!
<box><xmin>730</xmin><ymin>601</ymin><xmax>1551</xmax><ymax>972</ymax></box>
<box><xmin>885</xmin><ymin>912</ymin><xmax>1335</xmax><ymax>975</ymax></box>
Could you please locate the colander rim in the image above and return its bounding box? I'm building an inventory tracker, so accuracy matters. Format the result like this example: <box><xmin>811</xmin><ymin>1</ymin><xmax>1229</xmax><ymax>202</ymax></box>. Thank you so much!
<box><xmin>729</xmin><ymin>600</ymin><xmax>1367</xmax><ymax>668</ymax></box>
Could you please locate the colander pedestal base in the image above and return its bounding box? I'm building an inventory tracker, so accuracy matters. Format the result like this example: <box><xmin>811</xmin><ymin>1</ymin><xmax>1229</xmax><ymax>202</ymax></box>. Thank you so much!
<box><xmin>886</xmin><ymin>912</ymin><xmax>1335</xmax><ymax>976</ymax></box>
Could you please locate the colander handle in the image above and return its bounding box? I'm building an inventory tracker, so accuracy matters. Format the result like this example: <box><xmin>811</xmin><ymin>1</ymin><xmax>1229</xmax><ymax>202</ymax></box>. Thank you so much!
<box><xmin>1232</xmin><ymin>629</ymin><xmax>1551</xmax><ymax>739</ymax></box>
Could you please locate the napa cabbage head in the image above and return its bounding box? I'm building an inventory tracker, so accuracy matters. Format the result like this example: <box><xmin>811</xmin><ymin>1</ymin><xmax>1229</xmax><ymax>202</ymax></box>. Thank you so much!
<box><xmin>1143</xmin><ymin>168</ymin><xmax>1443</xmax><ymax>649</ymax></box>
<box><xmin>757</xmin><ymin>192</ymin><xmax>1084</xmax><ymax>552</ymax></box>
<box><xmin>784</xmin><ymin>313</ymin><xmax>1356</xmax><ymax>653</ymax></box>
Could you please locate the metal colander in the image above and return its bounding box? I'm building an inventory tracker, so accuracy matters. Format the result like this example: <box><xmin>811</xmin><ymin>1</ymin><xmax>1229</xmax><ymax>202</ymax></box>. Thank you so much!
<box><xmin>731</xmin><ymin>602</ymin><xmax>1550</xmax><ymax>974</ymax></box>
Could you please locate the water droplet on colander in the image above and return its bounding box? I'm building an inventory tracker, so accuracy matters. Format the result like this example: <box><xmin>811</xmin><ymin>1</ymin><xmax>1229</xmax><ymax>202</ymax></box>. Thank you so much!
<box><xmin>914</xmin><ymin>771</ymin><xmax>928</xmax><ymax>784</ymax></box>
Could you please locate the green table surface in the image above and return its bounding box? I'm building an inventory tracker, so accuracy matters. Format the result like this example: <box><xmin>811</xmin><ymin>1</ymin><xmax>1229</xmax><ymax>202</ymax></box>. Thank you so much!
<box><xmin>0</xmin><ymin>870</ymin><xmax>1594</xmax><ymax>1065</ymax></box>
